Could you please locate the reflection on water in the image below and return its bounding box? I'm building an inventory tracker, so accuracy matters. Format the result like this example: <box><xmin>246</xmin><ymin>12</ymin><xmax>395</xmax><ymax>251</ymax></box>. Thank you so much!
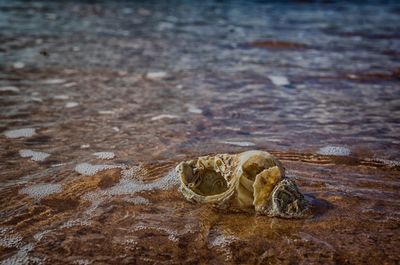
<box><xmin>0</xmin><ymin>0</ymin><xmax>399</xmax><ymax>264</ymax></box>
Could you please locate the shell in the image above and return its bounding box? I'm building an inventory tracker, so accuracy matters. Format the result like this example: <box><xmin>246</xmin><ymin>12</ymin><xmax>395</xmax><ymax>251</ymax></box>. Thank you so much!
<box><xmin>176</xmin><ymin>150</ymin><xmax>309</xmax><ymax>218</ymax></box>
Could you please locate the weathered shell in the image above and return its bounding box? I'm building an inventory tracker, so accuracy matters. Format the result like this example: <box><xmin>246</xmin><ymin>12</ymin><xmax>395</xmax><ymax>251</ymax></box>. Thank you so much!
<box><xmin>176</xmin><ymin>150</ymin><xmax>309</xmax><ymax>218</ymax></box>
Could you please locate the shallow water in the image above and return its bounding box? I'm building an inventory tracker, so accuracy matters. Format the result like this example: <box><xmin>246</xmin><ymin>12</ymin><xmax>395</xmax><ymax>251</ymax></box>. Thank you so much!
<box><xmin>0</xmin><ymin>0</ymin><xmax>399</xmax><ymax>264</ymax></box>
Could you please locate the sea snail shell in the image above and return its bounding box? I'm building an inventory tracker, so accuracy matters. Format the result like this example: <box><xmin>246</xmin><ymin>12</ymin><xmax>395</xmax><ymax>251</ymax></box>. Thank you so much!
<box><xmin>176</xmin><ymin>150</ymin><xmax>309</xmax><ymax>218</ymax></box>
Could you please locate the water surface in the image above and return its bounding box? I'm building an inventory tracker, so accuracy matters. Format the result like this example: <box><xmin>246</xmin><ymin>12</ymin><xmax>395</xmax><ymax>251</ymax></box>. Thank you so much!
<box><xmin>0</xmin><ymin>1</ymin><xmax>399</xmax><ymax>264</ymax></box>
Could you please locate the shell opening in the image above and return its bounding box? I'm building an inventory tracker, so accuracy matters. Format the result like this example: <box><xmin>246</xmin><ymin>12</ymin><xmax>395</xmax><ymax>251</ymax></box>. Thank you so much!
<box><xmin>189</xmin><ymin>166</ymin><xmax>229</xmax><ymax>196</ymax></box>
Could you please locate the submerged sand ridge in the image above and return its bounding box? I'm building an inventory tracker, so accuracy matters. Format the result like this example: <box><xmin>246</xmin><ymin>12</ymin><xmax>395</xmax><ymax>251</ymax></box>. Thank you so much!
<box><xmin>0</xmin><ymin>150</ymin><xmax>399</xmax><ymax>264</ymax></box>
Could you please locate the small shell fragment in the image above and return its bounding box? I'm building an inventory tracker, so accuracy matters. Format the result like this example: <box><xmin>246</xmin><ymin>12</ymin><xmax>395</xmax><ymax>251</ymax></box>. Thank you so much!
<box><xmin>176</xmin><ymin>150</ymin><xmax>309</xmax><ymax>218</ymax></box>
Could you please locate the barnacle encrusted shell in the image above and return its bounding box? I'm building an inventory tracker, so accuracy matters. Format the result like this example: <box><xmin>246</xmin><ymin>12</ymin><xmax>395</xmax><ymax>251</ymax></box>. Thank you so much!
<box><xmin>176</xmin><ymin>150</ymin><xmax>309</xmax><ymax>218</ymax></box>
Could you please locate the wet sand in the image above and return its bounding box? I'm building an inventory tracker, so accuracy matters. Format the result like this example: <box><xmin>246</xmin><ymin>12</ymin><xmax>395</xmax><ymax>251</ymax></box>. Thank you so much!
<box><xmin>1</xmin><ymin>1</ymin><xmax>399</xmax><ymax>264</ymax></box>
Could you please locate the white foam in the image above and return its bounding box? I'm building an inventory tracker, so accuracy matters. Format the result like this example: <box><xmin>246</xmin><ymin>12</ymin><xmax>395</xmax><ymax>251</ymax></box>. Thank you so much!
<box><xmin>106</xmin><ymin>169</ymin><xmax>179</xmax><ymax>196</ymax></box>
<box><xmin>220</xmin><ymin>141</ymin><xmax>255</xmax><ymax>147</ymax></box>
<box><xmin>1</xmin><ymin>243</ymin><xmax>33</xmax><ymax>265</ymax></box>
<box><xmin>121</xmin><ymin>167</ymin><xmax>140</xmax><ymax>179</ymax></box>
<box><xmin>73</xmin><ymin>259</ymin><xmax>91</xmax><ymax>265</ymax></box>
<box><xmin>93</xmin><ymin>152</ymin><xmax>115</xmax><ymax>160</ymax></box>
<box><xmin>80</xmin><ymin>144</ymin><xmax>90</xmax><ymax>149</ymax></box>
<box><xmin>79</xmin><ymin>168</ymin><xmax>176</xmax><ymax>221</ymax></box>
<box><xmin>42</xmin><ymin>78</ymin><xmax>66</xmax><ymax>85</ymax></box>
<box><xmin>98</xmin><ymin>110</ymin><xmax>115</xmax><ymax>115</ymax></box>
<box><xmin>168</xmin><ymin>234</ymin><xmax>179</xmax><ymax>242</ymax></box>
<box><xmin>145</xmin><ymin>71</ymin><xmax>167</xmax><ymax>80</ymax></box>
<box><xmin>60</xmin><ymin>219</ymin><xmax>91</xmax><ymax>229</ymax></box>
<box><xmin>65</xmin><ymin>101</ymin><xmax>79</xmax><ymax>108</ymax></box>
<box><xmin>151</xmin><ymin>114</ymin><xmax>179</xmax><ymax>121</ymax></box>
<box><xmin>20</xmin><ymin>183</ymin><xmax>62</xmax><ymax>199</ymax></box>
<box><xmin>0</xmin><ymin>235</ymin><xmax>23</xmax><ymax>248</ymax></box>
<box><xmin>207</xmin><ymin>231</ymin><xmax>238</xmax><ymax>261</ymax></box>
<box><xmin>4</xmin><ymin>128</ymin><xmax>36</xmax><ymax>138</ymax></box>
<box><xmin>317</xmin><ymin>146</ymin><xmax>351</xmax><ymax>156</ymax></box>
<box><xmin>112</xmin><ymin>127</ymin><xmax>120</xmax><ymax>132</ymax></box>
<box><xmin>186</xmin><ymin>104</ymin><xmax>203</xmax><ymax>114</ymax></box>
<box><xmin>267</xmin><ymin>75</ymin><xmax>290</xmax><ymax>86</ymax></box>
<box><xmin>124</xmin><ymin>196</ymin><xmax>151</xmax><ymax>205</ymax></box>
<box><xmin>0</xmin><ymin>227</ymin><xmax>11</xmax><ymax>235</ymax></box>
<box><xmin>373</xmin><ymin>158</ymin><xmax>400</xmax><ymax>167</ymax></box>
<box><xmin>63</xmin><ymin>82</ymin><xmax>77</xmax><ymax>87</ymax></box>
<box><xmin>30</xmin><ymin>97</ymin><xmax>43</xmax><ymax>103</ymax></box>
<box><xmin>19</xmin><ymin>149</ymin><xmax>50</xmax><ymax>162</ymax></box>
<box><xmin>0</xmin><ymin>86</ymin><xmax>20</xmax><ymax>93</ymax></box>
<box><xmin>33</xmin><ymin>230</ymin><xmax>50</xmax><ymax>242</ymax></box>
<box><xmin>53</xmin><ymin>94</ymin><xmax>70</xmax><ymax>100</ymax></box>
<box><xmin>74</xmin><ymin>163</ymin><xmax>124</xmax><ymax>176</ymax></box>
<box><xmin>209</xmin><ymin>234</ymin><xmax>237</xmax><ymax>248</ymax></box>
<box><xmin>13</xmin><ymin>62</ymin><xmax>25</xmax><ymax>69</ymax></box>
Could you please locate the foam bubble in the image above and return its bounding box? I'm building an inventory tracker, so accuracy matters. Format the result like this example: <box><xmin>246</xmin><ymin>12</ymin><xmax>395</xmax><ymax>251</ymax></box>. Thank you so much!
<box><xmin>121</xmin><ymin>167</ymin><xmax>140</xmax><ymax>179</ymax></box>
<box><xmin>106</xmin><ymin>169</ymin><xmax>179</xmax><ymax>196</ymax></box>
<box><xmin>98</xmin><ymin>110</ymin><xmax>115</xmax><ymax>115</ymax></box>
<box><xmin>63</xmin><ymin>82</ymin><xmax>77</xmax><ymax>88</ymax></box>
<box><xmin>209</xmin><ymin>234</ymin><xmax>237</xmax><ymax>248</ymax></box>
<box><xmin>220</xmin><ymin>141</ymin><xmax>255</xmax><ymax>147</ymax></box>
<box><xmin>0</xmin><ymin>235</ymin><xmax>23</xmax><ymax>248</ymax></box>
<box><xmin>13</xmin><ymin>62</ymin><xmax>25</xmax><ymax>69</ymax></box>
<box><xmin>65</xmin><ymin>101</ymin><xmax>79</xmax><ymax>108</ymax></box>
<box><xmin>93</xmin><ymin>152</ymin><xmax>115</xmax><ymax>160</ymax></box>
<box><xmin>73</xmin><ymin>259</ymin><xmax>91</xmax><ymax>265</ymax></box>
<box><xmin>267</xmin><ymin>75</ymin><xmax>290</xmax><ymax>86</ymax></box>
<box><xmin>19</xmin><ymin>149</ymin><xmax>50</xmax><ymax>162</ymax></box>
<box><xmin>207</xmin><ymin>230</ymin><xmax>238</xmax><ymax>261</ymax></box>
<box><xmin>4</xmin><ymin>128</ymin><xmax>36</xmax><ymax>138</ymax></box>
<box><xmin>151</xmin><ymin>114</ymin><xmax>179</xmax><ymax>121</ymax></box>
<box><xmin>42</xmin><ymin>78</ymin><xmax>66</xmax><ymax>85</ymax></box>
<box><xmin>30</xmin><ymin>97</ymin><xmax>43</xmax><ymax>103</ymax></box>
<box><xmin>53</xmin><ymin>94</ymin><xmax>70</xmax><ymax>100</ymax></box>
<box><xmin>74</xmin><ymin>163</ymin><xmax>124</xmax><ymax>176</ymax></box>
<box><xmin>317</xmin><ymin>146</ymin><xmax>351</xmax><ymax>156</ymax></box>
<box><xmin>373</xmin><ymin>158</ymin><xmax>400</xmax><ymax>167</ymax></box>
<box><xmin>20</xmin><ymin>183</ymin><xmax>62</xmax><ymax>199</ymax></box>
<box><xmin>145</xmin><ymin>71</ymin><xmax>167</xmax><ymax>80</ymax></box>
<box><xmin>0</xmin><ymin>86</ymin><xmax>20</xmax><ymax>93</ymax></box>
<box><xmin>186</xmin><ymin>104</ymin><xmax>203</xmax><ymax>114</ymax></box>
<box><xmin>33</xmin><ymin>230</ymin><xmax>50</xmax><ymax>242</ymax></box>
<box><xmin>61</xmin><ymin>219</ymin><xmax>91</xmax><ymax>229</ymax></box>
<box><xmin>124</xmin><ymin>196</ymin><xmax>150</xmax><ymax>205</ymax></box>
<box><xmin>1</xmin><ymin>244</ymin><xmax>34</xmax><ymax>265</ymax></box>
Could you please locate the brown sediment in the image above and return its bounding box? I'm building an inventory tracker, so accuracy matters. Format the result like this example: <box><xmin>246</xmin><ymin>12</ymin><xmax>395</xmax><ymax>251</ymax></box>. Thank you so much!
<box><xmin>245</xmin><ymin>40</ymin><xmax>309</xmax><ymax>49</ymax></box>
<box><xmin>345</xmin><ymin>68</ymin><xmax>400</xmax><ymax>81</ymax></box>
<box><xmin>270</xmin><ymin>151</ymin><xmax>400</xmax><ymax>171</ymax></box>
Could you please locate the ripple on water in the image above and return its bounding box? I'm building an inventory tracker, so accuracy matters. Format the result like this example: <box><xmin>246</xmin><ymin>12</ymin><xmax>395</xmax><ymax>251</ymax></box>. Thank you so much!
<box><xmin>0</xmin><ymin>86</ymin><xmax>20</xmax><ymax>93</ymax></box>
<box><xmin>220</xmin><ymin>141</ymin><xmax>255</xmax><ymax>147</ymax></box>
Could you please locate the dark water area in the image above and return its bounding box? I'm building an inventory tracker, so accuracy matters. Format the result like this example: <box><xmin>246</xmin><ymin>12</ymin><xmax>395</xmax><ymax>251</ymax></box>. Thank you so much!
<box><xmin>0</xmin><ymin>0</ymin><xmax>399</xmax><ymax>264</ymax></box>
